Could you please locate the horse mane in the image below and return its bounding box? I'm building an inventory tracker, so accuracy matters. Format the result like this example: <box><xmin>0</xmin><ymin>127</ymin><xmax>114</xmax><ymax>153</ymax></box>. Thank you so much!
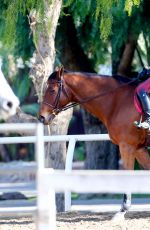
<box><xmin>48</xmin><ymin>69</ymin><xmax>139</xmax><ymax>87</ymax></box>
<box><xmin>63</xmin><ymin>69</ymin><xmax>111</xmax><ymax>79</ymax></box>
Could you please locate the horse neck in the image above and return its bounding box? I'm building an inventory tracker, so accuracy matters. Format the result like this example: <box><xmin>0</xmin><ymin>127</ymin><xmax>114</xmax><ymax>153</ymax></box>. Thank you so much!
<box><xmin>64</xmin><ymin>72</ymin><xmax>118</xmax><ymax>126</ymax></box>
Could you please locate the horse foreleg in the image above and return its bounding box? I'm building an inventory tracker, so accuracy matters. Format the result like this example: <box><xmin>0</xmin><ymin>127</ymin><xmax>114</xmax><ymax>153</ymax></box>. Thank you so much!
<box><xmin>112</xmin><ymin>143</ymin><xmax>135</xmax><ymax>221</ymax></box>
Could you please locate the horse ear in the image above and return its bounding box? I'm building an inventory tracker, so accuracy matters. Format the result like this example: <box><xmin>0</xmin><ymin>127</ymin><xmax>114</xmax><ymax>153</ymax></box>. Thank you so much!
<box><xmin>57</xmin><ymin>66</ymin><xmax>64</xmax><ymax>80</ymax></box>
<box><xmin>55</xmin><ymin>66</ymin><xmax>59</xmax><ymax>72</ymax></box>
<box><xmin>55</xmin><ymin>65</ymin><xmax>64</xmax><ymax>80</ymax></box>
<box><xmin>59</xmin><ymin>66</ymin><xmax>64</xmax><ymax>78</ymax></box>
<box><xmin>55</xmin><ymin>66</ymin><xmax>61</xmax><ymax>80</ymax></box>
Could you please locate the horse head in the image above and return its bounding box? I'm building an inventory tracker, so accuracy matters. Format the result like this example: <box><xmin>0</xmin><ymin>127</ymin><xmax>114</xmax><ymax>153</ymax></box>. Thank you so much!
<box><xmin>39</xmin><ymin>66</ymin><xmax>72</xmax><ymax>125</ymax></box>
<box><xmin>0</xmin><ymin>69</ymin><xmax>19</xmax><ymax>120</ymax></box>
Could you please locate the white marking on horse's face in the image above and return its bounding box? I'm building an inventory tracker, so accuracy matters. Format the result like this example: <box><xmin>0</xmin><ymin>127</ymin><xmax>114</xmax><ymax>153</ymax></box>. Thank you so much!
<box><xmin>0</xmin><ymin>69</ymin><xmax>20</xmax><ymax>120</ymax></box>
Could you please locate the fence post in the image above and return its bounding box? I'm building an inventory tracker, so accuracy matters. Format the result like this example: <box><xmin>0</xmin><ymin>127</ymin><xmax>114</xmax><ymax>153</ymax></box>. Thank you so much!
<box><xmin>36</xmin><ymin>123</ymin><xmax>56</xmax><ymax>230</ymax></box>
<box><xmin>65</xmin><ymin>137</ymin><xmax>76</xmax><ymax>211</ymax></box>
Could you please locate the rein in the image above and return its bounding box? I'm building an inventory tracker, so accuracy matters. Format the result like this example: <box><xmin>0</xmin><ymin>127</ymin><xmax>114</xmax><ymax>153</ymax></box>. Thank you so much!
<box><xmin>43</xmin><ymin>74</ymin><xmax>139</xmax><ymax>115</ymax></box>
<box><xmin>62</xmin><ymin>76</ymin><xmax>139</xmax><ymax>110</ymax></box>
<box><xmin>74</xmin><ymin>77</ymin><xmax>138</xmax><ymax>104</ymax></box>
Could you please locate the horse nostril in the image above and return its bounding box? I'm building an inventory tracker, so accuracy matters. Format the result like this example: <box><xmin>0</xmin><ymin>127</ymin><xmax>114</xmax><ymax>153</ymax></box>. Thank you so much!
<box><xmin>7</xmin><ymin>101</ymin><xmax>13</xmax><ymax>109</ymax></box>
<box><xmin>38</xmin><ymin>116</ymin><xmax>45</xmax><ymax>123</ymax></box>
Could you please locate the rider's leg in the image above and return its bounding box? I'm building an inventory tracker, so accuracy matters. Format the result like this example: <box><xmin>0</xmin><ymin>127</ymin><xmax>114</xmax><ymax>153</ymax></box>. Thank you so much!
<box><xmin>137</xmin><ymin>90</ymin><xmax>150</xmax><ymax>128</ymax></box>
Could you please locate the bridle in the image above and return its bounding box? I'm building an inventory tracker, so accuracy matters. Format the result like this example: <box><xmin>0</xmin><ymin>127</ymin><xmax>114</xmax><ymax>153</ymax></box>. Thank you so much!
<box><xmin>42</xmin><ymin>72</ymin><xmax>140</xmax><ymax>117</ymax></box>
<box><xmin>42</xmin><ymin>78</ymin><xmax>78</xmax><ymax>116</ymax></box>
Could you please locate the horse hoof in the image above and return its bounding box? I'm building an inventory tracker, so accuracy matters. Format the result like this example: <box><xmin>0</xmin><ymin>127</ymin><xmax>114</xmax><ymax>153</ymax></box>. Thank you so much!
<box><xmin>112</xmin><ymin>211</ymin><xmax>125</xmax><ymax>222</ymax></box>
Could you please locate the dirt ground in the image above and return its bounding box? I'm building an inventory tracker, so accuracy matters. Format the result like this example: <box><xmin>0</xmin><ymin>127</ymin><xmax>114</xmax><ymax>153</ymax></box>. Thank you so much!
<box><xmin>0</xmin><ymin>211</ymin><xmax>150</xmax><ymax>230</ymax></box>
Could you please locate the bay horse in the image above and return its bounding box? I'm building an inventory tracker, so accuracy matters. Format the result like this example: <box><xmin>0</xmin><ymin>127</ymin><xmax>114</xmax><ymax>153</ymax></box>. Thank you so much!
<box><xmin>39</xmin><ymin>66</ymin><xmax>150</xmax><ymax>219</ymax></box>
<box><xmin>0</xmin><ymin>69</ymin><xmax>19</xmax><ymax>120</ymax></box>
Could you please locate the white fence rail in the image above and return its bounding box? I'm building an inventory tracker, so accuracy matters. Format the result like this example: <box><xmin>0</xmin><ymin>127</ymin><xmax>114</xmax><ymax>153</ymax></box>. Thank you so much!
<box><xmin>41</xmin><ymin>170</ymin><xmax>150</xmax><ymax>194</ymax></box>
<box><xmin>0</xmin><ymin>123</ymin><xmax>150</xmax><ymax>230</ymax></box>
<box><xmin>0</xmin><ymin>123</ymin><xmax>38</xmax><ymax>219</ymax></box>
<box><xmin>37</xmin><ymin>169</ymin><xmax>150</xmax><ymax>230</ymax></box>
<box><xmin>0</xmin><ymin>124</ymin><xmax>110</xmax><ymax>222</ymax></box>
<box><xmin>0</xmin><ymin>128</ymin><xmax>110</xmax><ymax>211</ymax></box>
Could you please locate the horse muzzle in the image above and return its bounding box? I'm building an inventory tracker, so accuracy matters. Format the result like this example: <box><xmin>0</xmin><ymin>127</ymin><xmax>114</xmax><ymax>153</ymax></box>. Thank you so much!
<box><xmin>38</xmin><ymin>115</ymin><xmax>45</xmax><ymax>124</ymax></box>
<box><xmin>38</xmin><ymin>113</ymin><xmax>56</xmax><ymax>125</ymax></box>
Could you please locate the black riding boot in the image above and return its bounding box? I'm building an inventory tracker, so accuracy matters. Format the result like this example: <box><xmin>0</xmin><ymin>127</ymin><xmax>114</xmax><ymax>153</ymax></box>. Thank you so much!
<box><xmin>137</xmin><ymin>90</ymin><xmax>150</xmax><ymax>129</ymax></box>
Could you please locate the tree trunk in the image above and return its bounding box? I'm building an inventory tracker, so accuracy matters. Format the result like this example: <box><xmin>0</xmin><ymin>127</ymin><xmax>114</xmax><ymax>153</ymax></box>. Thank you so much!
<box><xmin>111</xmin><ymin>15</ymin><xmax>140</xmax><ymax>76</ymax></box>
<box><xmin>29</xmin><ymin>0</ymin><xmax>62</xmax><ymax>100</ymax></box>
<box><xmin>117</xmin><ymin>33</ymin><xmax>137</xmax><ymax>76</ymax></box>
<box><xmin>0</xmin><ymin>145</ymin><xmax>12</xmax><ymax>162</ymax></box>
<box><xmin>82</xmin><ymin>110</ymin><xmax>119</xmax><ymax>169</ymax></box>
<box><xmin>28</xmin><ymin>0</ymin><xmax>73</xmax><ymax>212</ymax></box>
<box><xmin>56</xmin><ymin>14</ymin><xmax>94</xmax><ymax>71</ymax></box>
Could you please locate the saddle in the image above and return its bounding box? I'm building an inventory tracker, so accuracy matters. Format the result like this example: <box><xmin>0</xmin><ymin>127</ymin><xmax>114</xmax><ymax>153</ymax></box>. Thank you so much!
<box><xmin>113</xmin><ymin>74</ymin><xmax>139</xmax><ymax>86</ymax></box>
<box><xmin>113</xmin><ymin>67</ymin><xmax>150</xmax><ymax>86</ymax></box>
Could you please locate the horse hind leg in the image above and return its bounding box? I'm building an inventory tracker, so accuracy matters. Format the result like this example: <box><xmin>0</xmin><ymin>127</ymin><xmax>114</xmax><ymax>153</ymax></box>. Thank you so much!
<box><xmin>118</xmin><ymin>146</ymin><xmax>150</xmax><ymax>219</ymax></box>
<box><xmin>114</xmin><ymin>147</ymin><xmax>150</xmax><ymax>221</ymax></box>
<box><xmin>120</xmin><ymin>193</ymin><xmax>131</xmax><ymax>213</ymax></box>
<box><xmin>113</xmin><ymin>193</ymin><xmax>132</xmax><ymax>222</ymax></box>
<box><xmin>112</xmin><ymin>143</ymin><xmax>135</xmax><ymax>221</ymax></box>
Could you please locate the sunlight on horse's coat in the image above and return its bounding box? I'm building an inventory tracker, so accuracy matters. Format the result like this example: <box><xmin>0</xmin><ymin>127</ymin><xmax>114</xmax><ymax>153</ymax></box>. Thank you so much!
<box><xmin>0</xmin><ymin>69</ymin><xmax>19</xmax><ymax>119</ymax></box>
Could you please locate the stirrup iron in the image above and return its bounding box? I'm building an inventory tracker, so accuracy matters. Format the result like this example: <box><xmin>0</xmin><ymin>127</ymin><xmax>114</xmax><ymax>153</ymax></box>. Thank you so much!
<box><xmin>134</xmin><ymin>116</ymin><xmax>149</xmax><ymax>129</ymax></box>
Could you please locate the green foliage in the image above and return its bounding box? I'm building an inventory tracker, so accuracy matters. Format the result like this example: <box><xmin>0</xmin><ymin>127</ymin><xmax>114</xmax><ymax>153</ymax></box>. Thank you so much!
<box><xmin>15</xmin><ymin>14</ymin><xmax>34</xmax><ymax>59</ymax></box>
<box><xmin>14</xmin><ymin>73</ymin><xmax>31</xmax><ymax>103</ymax></box>
<box><xmin>125</xmin><ymin>0</ymin><xmax>140</xmax><ymax>16</ymax></box>
<box><xmin>64</xmin><ymin>0</ymin><xmax>92</xmax><ymax>25</ymax></box>
<box><xmin>95</xmin><ymin>0</ymin><xmax>116</xmax><ymax>40</ymax></box>
<box><xmin>21</xmin><ymin>103</ymin><xmax>39</xmax><ymax>116</ymax></box>
<box><xmin>63</xmin><ymin>0</ymin><xmax>74</xmax><ymax>8</ymax></box>
<box><xmin>0</xmin><ymin>0</ymin><xmax>46</xmax><ymax>47</ymax></box>
<box><xmin>61</xmin><ymin>0</ymin><xmax>144</xmax><ymax>72</ymax></box>
<box><xmin>96</xmin><ymin>0</ymin><xmax>141</xmax><ymax>40</ymax></box>
<box><xmin>111</xmin><ymin>0</ymin><xmax>150</xmax><ymax>70</ymax></box>
<box><xmin>100</xmin><ymin>15</ymin><xmax>113</xmax><ymax>41</ymax></box>
<box><xmin>74</xmin><ymin>143</ymin><xmax>85</xmax><ymax>161</ymax></box>
<box><xmin>64</xmin><ymin>0</ymin><xmax>142</xmax><ymax>41</ymax></box>
<box><xmin>0</xmin><ymin>0</ymin><xmax>143</xmax><ymax>55</ymax></box>
<box><xmin>71</xmin><ymin>192</ymin><xmax>79</xmax><ymax>200</ymax></box>
<box><xmin>0</xmin><ymin>42</ymin><xmax>37</xmax><ymax>116</ymax></box>
<box><xmin>12</xmin><ymin>71</ymin><xmax>39</xmax><ymax>116</ymax></box>
<box><xmin>61</xmin><ymin>0</ymin><xmax>113</xmax><ymax>70</ymax></box>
